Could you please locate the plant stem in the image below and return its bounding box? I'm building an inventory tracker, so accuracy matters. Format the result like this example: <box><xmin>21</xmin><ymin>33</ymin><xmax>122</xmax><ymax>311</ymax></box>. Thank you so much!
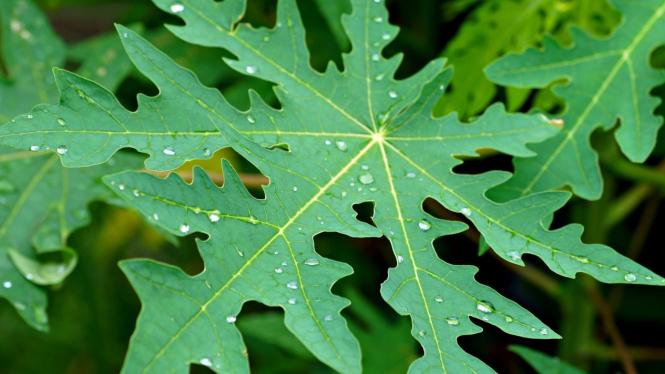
<box><xmin>587</xmin><ymin>288</ymin><xmax>638</xmax><ymax>374</ymax></box>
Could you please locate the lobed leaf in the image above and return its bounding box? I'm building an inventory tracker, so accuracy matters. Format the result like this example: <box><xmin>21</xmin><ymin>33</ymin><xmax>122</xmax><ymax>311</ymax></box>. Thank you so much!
<box><xmin>486</xmin><ymin>0</ymin><xmax>665</xmax><ymax>200</ymax></box>
<box><xmin>0</xmin><ymin>0</ymin><xmax>143</xmax><ymax>329</ymax></box>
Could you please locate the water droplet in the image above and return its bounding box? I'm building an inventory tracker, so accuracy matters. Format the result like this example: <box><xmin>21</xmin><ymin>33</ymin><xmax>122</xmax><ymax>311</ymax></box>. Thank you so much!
<box><xmin>3</xmin><ymin>281</ymin><xmax>11</xmax><ymax>288</ymax></box>
<box><xmin>418</xmin><ymin>330</ymin><xmax>426</xmax><ymax>337</ymax></box>
<box><xmin>507</xmin><ymin>251</ymin><xmax>521</xmax><ymax>261</ymax></box>
<box><xmin>281</xmin><ymin>261</ymin><xmax>288</xmax><ymax>267</ymax></box>
<box><xmin>445</xmin><ymin>317</ymin><xmax>459</xmax><ymax>326</ymax></box>
<box><xmin>324</xmin><ymin>315</ymin><xmax>333</xmax><ymax>321</ymax></box>
<box><xmin>573</xmin><ymin>255</ymin><xmax>590</xmax><ymax>263</ymax></box>
<box><xmin>288</xmin><ymin>298</ymin><xmax>297</xmax><ymax>305</ymax></box>
<box><xmin>610</xmin><ymin>266</ymin><xmax>619</xmax><ymax>271</ymax></box>
<box><xmin>58</xmin><ymin>118</ymin><xmax>66</xmax><ymax>126</ymax></box>
<box><xmin>123</xmin><ymin>32</ymin><xmax>128</xmax><ymax>38</ymax></box>
<box><xmin>304</xmin><ymin>258</ymin><xmax>320</xmax><ymax>266</ymax></box>
<box><xmin>360</xmin><ymin>165</ymin><xmax>370</xmax><ymax>171</ymax></box>
<box><xmin>163</xmin><ymin>147</ymin><xmax>175</xmax><ymax>156</ymax></box>
<box><xmin>287</xmin><ymin>281</ymin><xmax>298</xmax><ymax>290</ymax></box>
<box><xmin>118</xmin><ymin>183</ymin><xmax>126</xmax><ymax>191</ymax></box>
<box><xmin>209</xmin><ymin>214</ymin><xmax>220</xmax><ymax>222</ymax></box>
<box><xmin>203</xmin><ymin>148</ymin><xmax>211</xmax><ymax>157</ymax></box>
<box><xmin>275</xmin><ymin>268</ymin><xmax>283</xmax><ymax>274</ymax></box>
<box><xmin>461</xmin><ymin>207</ymin><xmax>472</xmax><ymax>217</ymax></box>
<box><xmin>274</xmin><ymin>251</ymin><xmax>279</xmax><ymax>255</ymax></box>
<box><xmin>247</xmin><ymin>115</ymin><xmax>256</xmax><ymax>123</ymax></box>
<box><xmin>397</xmin><ymin>255</ymin><xmax>404</xmax><ymax>263</ymax></box>
<box><xmin>646</xmin><ymin>275</ymin><xmax>653</xmax><ymax>280</ymax></box>
<box><xmin>375</xmin><ymin>73</ymin><xmax>385</xmax><ymax>81</ymax></box>
<box><xmin>132</xmin><ymin>189</ymin><xmax>140</xmax><ymax>197</ymax></box>
<box><xmin>179</xmin><ymin>224</ymin><xmax>190</xmax><ymax>234</ymax></box>
<box><xmin>382</xmin><ymin>33</ymin><xmax>390</xmax><ymax>40</ymax></box>
<box><xmin>540</xmin><ymin>328</ymin><xmax>548</xmax><ymax>335</ymax></box>
<box><xmin>226</xmin><ymin>315</ymin><xmax>236</xmax><ymax>323</ymax></box>
<box><xmin>389</xmin><ymin>91</ymin><xmax>398</xmax><ymax>99</ymax></box>
<box><xmin>293</xmin><ymin>187</ymin><xmax>298</xmax><ymax>192</ymax></box>
<box><xmin>245</xmin><ymin>65</ymin><xmax>258</xmax><ymax>74</ymax></box>
<box><xmin>30</xmin><ymin>145</ymin><xmax>40</xmax><ymax>152</ymax></box>
<box><xmin>418</xmin><ymin>219</ymin><xmax>431</xmax><ymax>231</ymax></box>
<box><xmin>341</xmin><ymin>191</ymin><xmax>347</xmax><ymax>198</ymax></box>
<box><xmin>477</xmin><ymin>301</ymin><xmax>493</xmax><ymax>314</ymax></box>
<box><xmin>371</xmin><ymin>53</ymin><xmax>380</xmax><ymax>61</ymax></box>
<box><xmin>406</xmin><ymin>172</ymin><xmax>416</xmax><ymax>178</ymax></box>
<box><xmin>336</xmin><ymin>141</ymin><xmax>348</xmax><ymax>152</ymax></box>
<box><xmin>434</xmin><ymin>295</ymin><xmax>443</xmax><ymax>303</ymax></box>
<box><xmin>26</xmin><ymin>274</ymin><xmax>34</xmax><ymax>280</ymax></box>
<box><xmin>34</xmin><ymin>307</ymin><xmax>48</xmax><ymax>324</ymax></box>
<box><xmin>373</xmin><ymin>16</ymin><xmax>383</xmax><ymax>22</ymax></box>
<box><xmin>325</xmin><ymin>140</ymin><xmax>332</xmax><ymax>145</ymax></box>
<box><xmin>27</xmin><ymin>115</ymin><xmax>33</xmax><ymax>119</ymax></box>
<box><xmin>199</xmin><ymin>358</ymin><xmax>212</xmax><ymax>367</ymax></box>
<box><xmin>505</xmin><ymin>316</ymin><xmax>513</xmax><ymax>323</ymax></box>
<box><xmin>359</xmin><ymin>173</ymin><xmax>374</xmax><ymax>185</ymax></box>
<box><xmin>624</xmin><ymin>273</ymin><xmax>636</xmax><ymax>282</ymax></box>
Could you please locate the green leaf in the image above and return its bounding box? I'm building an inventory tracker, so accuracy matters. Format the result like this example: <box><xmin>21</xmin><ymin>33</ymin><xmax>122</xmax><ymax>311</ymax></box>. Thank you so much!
<box><xmin>485</xmin><ymin>0</ymin><xmax>665</xmax><ymax>200</ymax></box>
<box><xmin>0</xmin><ymin>0</ymin><xmax>143</xmax><ymax>329</ymax></box>
<box><xmin>509</xmin><ymin>345</ymin><xmax>588</xmax><ymax>374</ymax></box>
<box><xmin>438</xmin><ymin>0</ymin><xmax>620</xmax><ymax>119</ymax></box>
<box><xmin>313</xmin><ymin>0</ymin><xmax>351</xmax><ymax>51</ymax></box>
<box><xmin>7</xmin><ymin>0</ymin><xmax>665</xmax><ymax>370</ymax></box>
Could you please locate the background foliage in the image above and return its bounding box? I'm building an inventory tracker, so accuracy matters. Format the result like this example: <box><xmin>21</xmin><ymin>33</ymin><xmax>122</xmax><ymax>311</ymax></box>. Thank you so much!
<box><xmin>0</xmin><ymin>0</ymin><xmax>664</xmax><ymax>373</ymax></box>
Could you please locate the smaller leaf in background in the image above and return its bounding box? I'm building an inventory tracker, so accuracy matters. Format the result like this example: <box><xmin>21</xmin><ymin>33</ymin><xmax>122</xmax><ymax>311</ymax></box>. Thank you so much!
<box><xmin>485</xmin><ymin>0</ymin><xmax>665</xmax><ymax>200</ymax></box>
<box><xmin>313</xmin><ymin>0</ymin><xmax>351</xmax><ymax>51</ymax></box>
<box><xmin>0</xmin><ymin>0</ymin><xmax>143</xmax><ymax>329</ymax></box>
<box><xmin>438</xmin><ymin>0</ymin><xmax>620</xmax><ymax>120</ymax></box>
<box><xmin>510</xmin><ymin>345</ymin><xmax>587</xmax><ymax>374</ymax></box>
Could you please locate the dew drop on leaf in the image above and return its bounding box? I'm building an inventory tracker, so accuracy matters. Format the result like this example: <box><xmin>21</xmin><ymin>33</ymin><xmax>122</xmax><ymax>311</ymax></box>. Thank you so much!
<box><xmin>434</xmin><ymin>295</ymin><xmax>443</xmax><ymax>303</ymax></box>
<box><xmin>461</xmin><ymin>207</ymin><xmax>472</xmax><ymax>217</ymax></box>
<box><xmin>179</xmin><ymin>224</ymin><xmax>190</xmax><ymax>234</ymax></box>
<box><xmin>507</xmin><ymin>251</ymin><xmax>521</xmax><ymax>261</ymax></box>
<box><xmin>170</xmin><ymin>3</ymin><xmax>184</xmax><ymax>13</ymax></box>
<box><xmin>274</xmin><ymin>268</ymin><xmax>283</xmax><ymax>274</ymax></box>
<box><xmin>3</xmin><ymin>281</ymin><xmax>11</xmax><ymax>288</ymax></box>
<box><xmin>389</xmin><ymin>91</ymin><xmax>398</xmax><ymax>99</ymax></box>
<box><xmin>477</xmin><ymin>301</ymin><xmax>493</xmax><ymax>313</ymax></box>
<box><xmin>418</xmin><ymin>219</ymin><xmax>431</xmax><ymax>231</ymax></box>
<box><xmin>245</xmin><ymin>65</ymin><xmax>258</xmax><ymax>74</ymax></box>
<box><xmin>359</xmin><ymin>173</ymin><xmax>374</xmax><ymax>185</ymax></box>
<box><xmin>505</xmin><ymin>316</ymin><xmax>513</xmax><ymax>323</ymax></box>
<box><xmin>153</xmin><ymin>213</ymin><xmax>159</xmax><ymax>221</ymax></box>
<box><xmin>324</xmin><ymin>315</ymin><xmax>333</xmax><ymax>322</ymax></box>
<box><xmin>304</xmin><ymin>258</ymin><xmax>319</xmax><ymax>266</ymax></box>
<box><xmin>199</xmin><ymin>358</ymin><xmax>212</xmax><ymax>367</ymax></box>
<box><xmin>226</xmin><ymin>315</ymin><xmax>236</xmax><ymax>323</ymax></box>
<box><xmin>336</xmin><ymin>141</ymin><xmax>348</xmax><ymax>152</ymax></box>
<box><xmin>57</xmin><ymin>118</ymin><xmax>65</xmax><ymax>126</ymax></box>
<box><xmin>30</xmin><ymin>145</ymin><xmax>40</xmax><ymax>152</ymax></box>
<box><xmin>203</xmin><ymin>148</ymin><xmax>211</xmax><ymax>157</ymax></box>
<box><xmin>624</xmin><ymin>273</ymin><xmax>636</xmax><ymax>282</ymax></box>
<box><xmin>118</xmin><ymin>183</ymin><xmax>126</xmax><ymax>191</ymax></box>
<box><xmin>540</xmin><ymin>328</ymin><xmax>548</xmax><ymax>335</ymax></box>
<box><xmin>288</xmin><ymin>298</ymin><xmax>296</xmax><ymax>305</ymax></box>
<box><xmin>209</xmin><ymin>214</ymin><xmax>220</xmax><ymax>222</ymax></box>
<box><xmin>247</xmin><ymin>115</ymin><xmax>256</xmax><ymax>124</ymax></box>
<box><xmin>286</xmin><ymin>281</ymin><xmax>298</xmax><ymax>290</ymax></box>
<box><xmin>445</xmin><ymin>317</ymin><xmax>459</xmax><ymax>326</ymax></box>
<box><xmin>163</xmin><ymin>147</ymin><xmax>175</xmax><ymax>156</ymax></box>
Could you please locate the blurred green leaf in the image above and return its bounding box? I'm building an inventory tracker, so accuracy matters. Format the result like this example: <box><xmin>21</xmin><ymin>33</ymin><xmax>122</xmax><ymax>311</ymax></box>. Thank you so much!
<box><xmin>510</xmin><ymin>345</ymin><xmax>588</xmax><ymax>374</ymax></box>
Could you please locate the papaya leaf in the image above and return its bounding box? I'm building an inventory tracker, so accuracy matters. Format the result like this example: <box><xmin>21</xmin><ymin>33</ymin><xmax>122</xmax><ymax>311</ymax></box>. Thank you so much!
<box><xmin>6</xmin><ymin>0</ymin><xmax>665</xmax><ymax>370</ymax></box>
<box><xmin>0</xmin><ymin>0</ymin><xmax>142</xmax><ymax>330</ymax></box>
<box><xmin>485</xmin><ymin>0</ymin><xmax>665</xmax><ymax>200</ymax></box>
<box><xmin>510</xmin><ymin>345</ymin><xmax>588</xmax><ymax>374</ymax></box>
<box><xmin>439</xmin><ymin>0</ymin><xmax>620</xmax><ymax>120</ymax></box>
